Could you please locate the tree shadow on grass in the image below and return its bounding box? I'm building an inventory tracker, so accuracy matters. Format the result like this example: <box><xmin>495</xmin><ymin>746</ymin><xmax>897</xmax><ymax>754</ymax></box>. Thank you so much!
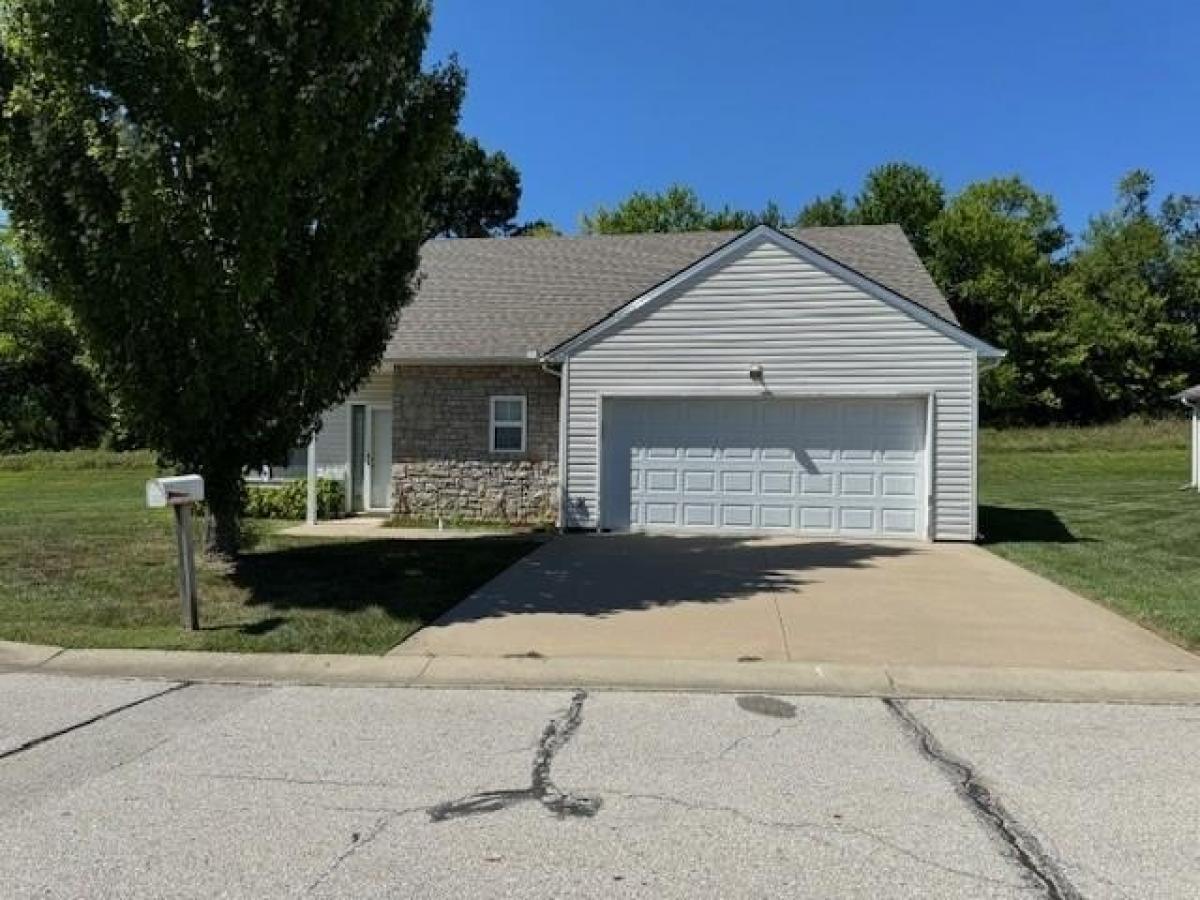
<box><xmin>979</xmin><ymin>505</ymin><xmax>1094</xmax><ymax>545</ymax></box>
<box><xmin>202</xmin><ymin>616</ymin><xmax>290</xmax><ymax>636</ymax></box>
<box><xmin>224</xmin><ymin>534</ymin><xmax>916</xmax><ymax>625</ymax></box>
<box><xmin>227</xmin><ymin>536</ymin><xmax>541</xmax><ymax>623</ymax></box>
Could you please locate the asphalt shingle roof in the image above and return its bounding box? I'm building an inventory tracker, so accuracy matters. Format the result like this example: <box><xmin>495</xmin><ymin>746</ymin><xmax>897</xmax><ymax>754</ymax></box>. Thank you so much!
<box><xmin>385</xmin><ymin>224</ymin><xmax>959</xmax><ymax>361</ymax></box>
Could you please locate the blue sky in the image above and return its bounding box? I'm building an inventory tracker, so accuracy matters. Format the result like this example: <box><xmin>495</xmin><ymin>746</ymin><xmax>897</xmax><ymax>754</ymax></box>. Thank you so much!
<box><xmin>426</xmin><ymin>0</ymin><xmax>1198</xmax><ymax>238</ymax></box>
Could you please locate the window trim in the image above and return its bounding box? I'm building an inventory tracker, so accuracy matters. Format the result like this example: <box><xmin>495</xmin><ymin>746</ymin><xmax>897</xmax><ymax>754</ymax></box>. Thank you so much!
<box><xmin>489</xmin><ymin>394</ymin><xmax>527</xmax><ymax>453</ymax></box>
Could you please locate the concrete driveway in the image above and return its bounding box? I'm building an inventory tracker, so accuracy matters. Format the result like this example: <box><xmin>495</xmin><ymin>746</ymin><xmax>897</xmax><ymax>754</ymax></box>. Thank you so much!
<box><xmin>394</xmin><ymin>534</ymin><xmax>1200</xmax><ymax>670</ymax></box>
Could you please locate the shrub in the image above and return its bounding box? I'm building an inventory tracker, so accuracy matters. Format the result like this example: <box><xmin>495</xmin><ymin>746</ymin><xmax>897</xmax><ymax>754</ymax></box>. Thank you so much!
<box><xmin>243</xmin><ymin>478</ymin><xmax>344</xmax><ymax>520</ymax></box>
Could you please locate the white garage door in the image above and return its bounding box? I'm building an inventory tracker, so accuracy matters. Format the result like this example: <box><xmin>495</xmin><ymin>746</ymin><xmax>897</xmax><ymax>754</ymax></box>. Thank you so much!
<box><xmin>601</xmin><ymin>397</ymin><xmax>926</xmax><ymax>538</ymax></box>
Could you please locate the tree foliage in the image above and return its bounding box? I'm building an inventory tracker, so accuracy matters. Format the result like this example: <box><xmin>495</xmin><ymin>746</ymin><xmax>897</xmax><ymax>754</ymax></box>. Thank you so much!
<box><xmin>927</xmin><ymin>177</ymin><xmax>1073</xmax><ymax>422</ymax></box>
<box><xmin>0</xmin><ymin>233</ymin><xmax>108</xmax><ymax>451</ymax></box>
<box><xmin>1049</xmin><ymin>172</ymin><xmax>1200</xmax><ymax>421</ymax></box>
<box><xmin>0</xmin><ymin>0</ymin><xmax>463</xmax><ymax>554</ymax></box>
<box><xmin>424</xmin><ymin>132</ymin><xmax>521</xmax><ymax>237</ymax></box>
<box><xmin>511</xmin><ymin>218</ymin><xmax>562</xmax><ymax>237</ymax></box>
<box><xmin>581</xmin><ymin>184</ymin><xmax>785</xmax><ymax>234</ymax></box>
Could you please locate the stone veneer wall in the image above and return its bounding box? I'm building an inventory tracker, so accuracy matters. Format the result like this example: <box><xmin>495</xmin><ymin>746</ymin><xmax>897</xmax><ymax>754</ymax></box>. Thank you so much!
<box><xmin>391</xmin><ymin>364</ymin><xmax>560</xmax><ymax>524</ymax></box>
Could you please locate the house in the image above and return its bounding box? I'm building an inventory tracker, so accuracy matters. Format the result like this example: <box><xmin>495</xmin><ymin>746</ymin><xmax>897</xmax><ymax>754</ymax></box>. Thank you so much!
<box><xmin>293</xmin><ymin>224</ymin><xmax>1005</xmax><ymax>540</ymax></box>
<box><xmin>1178</xmin><ymin>385</ymin><xmax>1200</xmax><ymax>490</ymax></box>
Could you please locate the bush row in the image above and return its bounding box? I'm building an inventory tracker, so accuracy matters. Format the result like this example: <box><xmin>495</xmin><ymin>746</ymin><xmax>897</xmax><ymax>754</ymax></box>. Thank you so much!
<box><xmin>243</xmin><ymin>478</ymin><xmax>345</xmax><ymax>520</ymax></box>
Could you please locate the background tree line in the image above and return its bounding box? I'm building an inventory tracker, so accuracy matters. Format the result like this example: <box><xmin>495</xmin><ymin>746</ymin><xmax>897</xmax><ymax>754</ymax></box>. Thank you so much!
<box><xmin>3</xmin><ymin>153</ymin><xmax>1198</xmax><ymax>455</ymax></box>
<box><xmin>581</xmin><ymin>164</ymin><xmax>1200</xmax><ymax>425</ymax></box>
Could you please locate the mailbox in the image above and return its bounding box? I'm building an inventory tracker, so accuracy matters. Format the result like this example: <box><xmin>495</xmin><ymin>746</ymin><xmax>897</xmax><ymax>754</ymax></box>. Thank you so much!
<box><xmin>145</xmin><ymin>473</ymin><xmax>204</xmax><ymax>630</ymax></box>
<box><xmin>146</xmin><ymin>474</ymin><xmax>205</xmax><ymax>508</ymax></box>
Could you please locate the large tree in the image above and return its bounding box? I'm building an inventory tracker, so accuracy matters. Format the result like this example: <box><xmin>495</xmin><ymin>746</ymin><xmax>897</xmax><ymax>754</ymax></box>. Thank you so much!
<box><xmin>928</xmin><ymin>177</ymin><xmax>1072</xmax><ymax>422</ymax></box>
<box><xmin>0</xmin><ymin>0</ymin><xmax>463</xmax><ymax>555</ymax></box>
<box><xmin>1052</xmin><ymin>172</ymin><xmax>1199</xmax><ymax>420</ymax></box>
<box><xmin>852</xmin><ymin>163</ymin><xmax>945</xmax><ymax>257</ymax></box>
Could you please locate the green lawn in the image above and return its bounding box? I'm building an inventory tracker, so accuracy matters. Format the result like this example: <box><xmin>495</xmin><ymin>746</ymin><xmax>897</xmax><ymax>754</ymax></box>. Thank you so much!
<box><xmin>2</xmin><ymin>422</ymin><xmax>1198</xmax><ymax>655</ymax></box>
<box><xmin>980</xmin><ymin>420</ymin><xmax>1200</xmax><ymax>651</ymax></box>
<box><xmin>0</xmin><ymin>459</ymin><xmax>537</xmax><ymax>653</ymax></box>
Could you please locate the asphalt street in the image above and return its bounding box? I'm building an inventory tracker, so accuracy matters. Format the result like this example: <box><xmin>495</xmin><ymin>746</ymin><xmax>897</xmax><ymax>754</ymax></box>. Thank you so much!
<box><xmin>0</xmin><ymin>672</ymin><xmax>1196</xmax><ymax>898</ymax></box>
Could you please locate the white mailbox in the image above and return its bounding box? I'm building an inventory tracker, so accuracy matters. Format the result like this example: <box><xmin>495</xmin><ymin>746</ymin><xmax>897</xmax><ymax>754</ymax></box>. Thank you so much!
<box><xmin>146</xmin><ymin>474</ymin><xmax>205</xmax><ymax>508</ymax></box>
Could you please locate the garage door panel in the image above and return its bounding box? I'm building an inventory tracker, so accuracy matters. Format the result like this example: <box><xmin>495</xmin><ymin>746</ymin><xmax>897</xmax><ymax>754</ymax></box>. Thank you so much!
<box><xmin>645</xmin><ymin>470</ymin><xmax>678</xmax><ymax>492</ymax></box>
<box><xmin>721</xmin><ymin>471</ymin><xmax>755</xmax><ymax>493</ymax></box>
<box><xmin>839</xmin><ymin>472</ymin><xmax>876</xmax><ymax>496</ymax></box>
<box><xmin>683</xmin><ymin>503</ymin><xmax>715</xmax><ymax>526</ymax></box>
<box><xmin>760</xmin><ymin>471</ymin><xmax>794</xmax><ymax>495</ymax></box>
<box><xmin>839</xmin><ymin>508</ymin><xmax>876</xmax><ymax>531</ymax></box>
<box><xmin>644</xmin><ymin>503</ymin><xmax>678</xmax><ymax>525</ymax></box>
<box><xmin>721</xmin><ymin>505</ymin><xmax>754</xmax><ymax>527</ymax></box>
<box><xmin>760</xmin><ymin>506</ymin><xmax>792</xmax><ymax>528</ymax></box>
<box><xmin>799</xmin><ymin>506</ymin><xmax>834</xmax><ymax>530</ymax></box>
<box><xmin>683</xmin><ymin>470</ymin><xmax>716</xmax><ymax>493</ymax></box>
<box><xmin>882</xmin><ymin>473</ymin><xmax>918</xmax><ymax>497</ymax></box>
<box><xmin>882</xmin><ymin>508</ymin><xmax>918</xmax><ymax>533</ymax></box>
<box><xmin>609</xmin><ymin>397</ymin><xmax>924</xmax><ymax>538</ymax></box>
<box><xmin>800</xmin><ymin>472</ymin><xmax>834</xmax><ymax>495</ymax></box>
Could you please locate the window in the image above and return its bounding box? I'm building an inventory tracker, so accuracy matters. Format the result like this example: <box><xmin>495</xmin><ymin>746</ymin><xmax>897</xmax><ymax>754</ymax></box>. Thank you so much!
<box><xmin>490</xmin><ymin>395</ymin><xmax>526</xmax><ymax>453</ymax></box>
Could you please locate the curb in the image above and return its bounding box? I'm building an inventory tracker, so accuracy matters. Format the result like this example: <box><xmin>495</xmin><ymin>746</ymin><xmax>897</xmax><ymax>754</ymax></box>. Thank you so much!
<box><xmin>3</xmin><ymin>641</ymin><xmax>1200</xmax><ymax>703</ymax></box>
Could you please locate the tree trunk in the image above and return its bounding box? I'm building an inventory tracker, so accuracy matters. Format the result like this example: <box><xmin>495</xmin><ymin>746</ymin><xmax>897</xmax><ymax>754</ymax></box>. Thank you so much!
<box><xmin>203</xmin><ymin>464</ymin><xmax>244</xmax><ymax>560</ymax></box>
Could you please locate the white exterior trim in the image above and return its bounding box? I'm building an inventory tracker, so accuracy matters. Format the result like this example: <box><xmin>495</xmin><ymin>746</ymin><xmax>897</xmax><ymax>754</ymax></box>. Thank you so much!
<box><xmin>547</xmin><ymin>225</ymin><xmax>1004</xmax><ymax>362</ymax></box>
<box><xmin>489</xmin><ymin>394</ymin><xmax>527</xmax><ymax>453</ymax></box>
<box><xmin>557</xmin><ymin>358</ymin><xmax>571</xmax><ymax>526</ymax></box>
<box><xmin>970</xmin><ymin>354</ymin><xmax>980</xmax><ymax>538</ymax></box>
<box><xmin>924</xmin><ymin>392</ymin><xmax>936</xmax><ymax>540</ymax></box>
<box><xmin>1192</xmin><ymin>406</ymin><xmax>1199</xmax><ymax>490</ymax></box>
<box><xmin>347</xmin><ymin>401</ymin><xmax>393</xmax><ymax>512</ymax></box>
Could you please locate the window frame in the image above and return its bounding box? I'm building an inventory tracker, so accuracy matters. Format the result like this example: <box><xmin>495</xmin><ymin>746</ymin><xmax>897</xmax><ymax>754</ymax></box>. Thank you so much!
<box><xmin>489</xmin><ymin>394</ymin><xmax>527</xmax><ymax>454</ymax></box>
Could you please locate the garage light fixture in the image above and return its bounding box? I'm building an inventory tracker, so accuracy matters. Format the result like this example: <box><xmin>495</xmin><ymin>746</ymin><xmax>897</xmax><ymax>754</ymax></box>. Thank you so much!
<box><xmin>749</xmin><ymin>364</ymin><xmax>764</xmax><ymax>383</ymax></box>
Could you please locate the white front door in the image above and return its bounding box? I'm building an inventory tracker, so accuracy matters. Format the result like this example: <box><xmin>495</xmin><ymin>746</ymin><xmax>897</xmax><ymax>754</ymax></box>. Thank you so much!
<box><xmin>602</xmin><ymin>397</ymin><xmax>926</xmax><ymax>538</ymax></box>
<box><xmin>367</xmin><ymin>407</ymin><xmax>393</xmax><ymax>510</ymax></box>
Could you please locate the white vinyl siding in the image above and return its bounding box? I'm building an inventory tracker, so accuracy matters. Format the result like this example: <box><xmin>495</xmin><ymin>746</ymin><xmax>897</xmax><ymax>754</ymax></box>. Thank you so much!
<box><xmin>562</xmin><ymin>236</ymin><xmax>978</xmax><ymax>540</ymax></box>
<box><xmin>309</xmin><ymin>367</ymin><xmax>396</xmax><ymax>479</ymax></box>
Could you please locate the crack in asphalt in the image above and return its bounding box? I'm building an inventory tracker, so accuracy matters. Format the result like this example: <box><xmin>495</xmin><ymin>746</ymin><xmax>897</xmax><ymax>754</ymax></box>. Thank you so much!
<box><xmin>0</xmin><ymin>681</ymin><xmax>191</xmax><ymax>762</ymax></box>
<box><xmin>428</xmin><ymin>689</ymin><xmax>601</xmax><ymax>822</ymax></box>
<box><xmin>197</xmin><ymin>772</ymin><xmax>398</xmax><ymax>789</ymax></box>
<box><xmin>590</xmin><ymin>788</ymin><xmax>1024</xmax><ymax>891</ymax></box>
<box><xmin>883</xmin><ymin>698</ymin><xmax>1084</xmax><ymax>900</ymax></box>
<box><xmin>305</xmin><ymin>805</ymin><xmax>429</xmax><ymax>894</ymax></box>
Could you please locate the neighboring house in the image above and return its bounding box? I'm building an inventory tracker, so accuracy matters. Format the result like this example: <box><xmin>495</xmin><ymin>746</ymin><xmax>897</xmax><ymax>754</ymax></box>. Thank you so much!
<box><xmin>1178</xmin><ymin>385</ymin><xmax>1200</xmax><ymax>490</ymax></box>
<box><xmin>292</xmin><ymin>224</ymin><xmax>1004</xmax><ymax>540</ymax></box>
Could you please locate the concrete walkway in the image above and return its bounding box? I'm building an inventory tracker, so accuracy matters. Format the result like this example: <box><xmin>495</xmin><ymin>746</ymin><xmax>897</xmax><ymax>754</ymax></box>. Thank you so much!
<box><xmin>394</xmin><ymin>534</ymin><xmax>1200</xmax><ymax>671</ymax></box>
<box><xmin>278</xmin><ymin>517</ymin><xmax>542</xmax><ymax>540</ymax></box>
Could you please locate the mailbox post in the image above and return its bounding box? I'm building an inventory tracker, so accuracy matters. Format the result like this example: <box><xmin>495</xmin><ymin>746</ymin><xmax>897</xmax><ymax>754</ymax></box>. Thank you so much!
<box><xmin>146</xmin><ymin>475</ymin><xmax>204</xmax><ymax>630</ymax></box>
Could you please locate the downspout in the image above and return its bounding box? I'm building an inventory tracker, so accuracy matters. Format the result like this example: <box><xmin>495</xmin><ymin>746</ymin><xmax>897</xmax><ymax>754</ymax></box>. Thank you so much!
<box><xmin>540</xmin><ymin>359</ymin><xmax>568</xmax><ymax>529</ymax></box>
